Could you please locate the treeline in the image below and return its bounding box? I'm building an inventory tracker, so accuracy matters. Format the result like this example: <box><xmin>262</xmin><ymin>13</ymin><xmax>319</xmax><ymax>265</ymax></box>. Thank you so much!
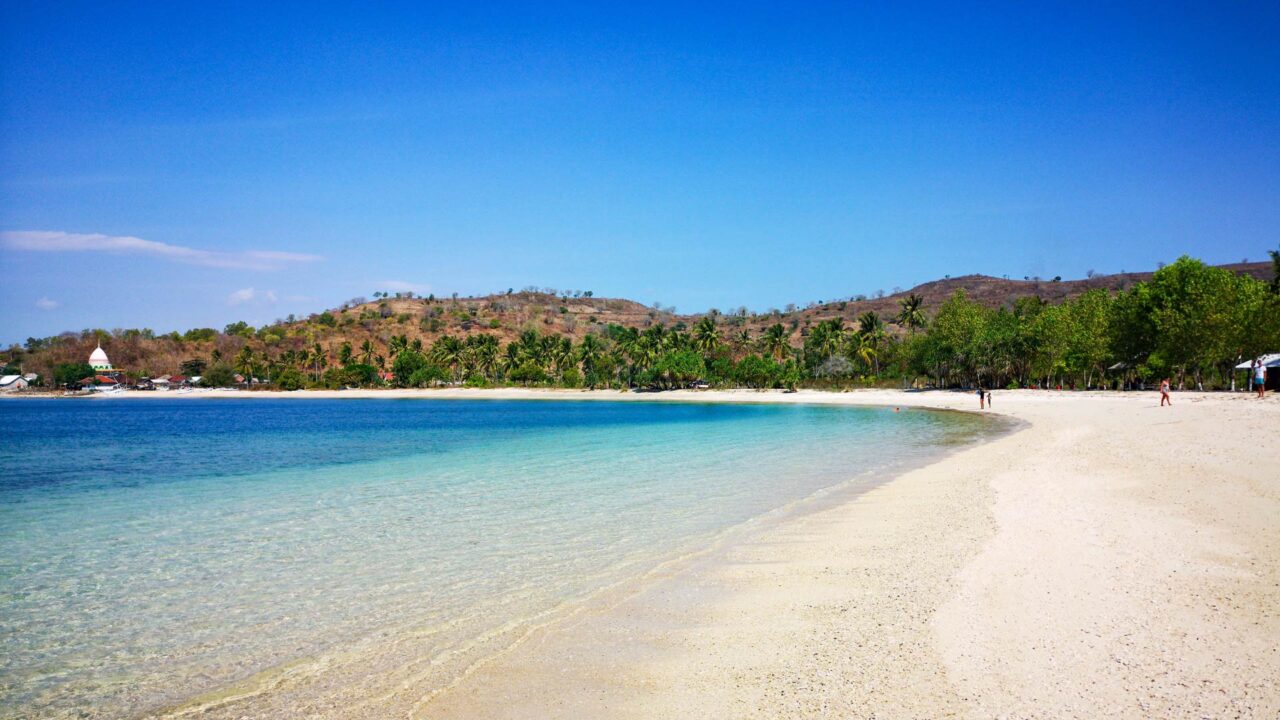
<box><xmin>898</xmin><ymin>256</ymin><xmax>1280</xmax><ymax>390</ymax></box>
<box><xmin>5</xmin><ymin>254</ymin><xmax>1278</xmax><ymax>392</ymax></box>
<box><xmin>155</xmin><ymin>257</ymin><xmax>1280</xmax><ymax>392</ymax></box>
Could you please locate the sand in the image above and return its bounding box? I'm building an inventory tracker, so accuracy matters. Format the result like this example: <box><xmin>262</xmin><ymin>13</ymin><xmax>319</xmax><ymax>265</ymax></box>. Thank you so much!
<box><xmin>37</xmin><ymin>387</ymin><xmax>1279</xmax><ymax>717</ymax></box>
<box><xmin>415</xmin><ymin>390</ymin><xmax>1280</xmax><ymax>719</ymax></box>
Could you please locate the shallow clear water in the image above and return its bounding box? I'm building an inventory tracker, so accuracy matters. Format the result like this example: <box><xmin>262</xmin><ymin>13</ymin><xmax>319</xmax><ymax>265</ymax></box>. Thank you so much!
<box><xmin>0</xmin><ymin>398</ymin><xmax>992</xmax><ymax>717</ymax></box>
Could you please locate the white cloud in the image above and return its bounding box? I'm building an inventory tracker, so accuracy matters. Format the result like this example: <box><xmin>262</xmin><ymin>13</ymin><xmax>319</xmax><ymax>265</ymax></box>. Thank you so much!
<box><xmin>378</xmin><ymin>279</ymin><xmax>431</xmax><ymax>293</ymax></box>
<box><xmin>35</xmin><ymin>297</ymin><xmax>58</xmax><ymax>311</ymax></box>
<box><xmin>1</xmin><ymin>230</ymin><xmax>322</xmax><ymax>270</ymax></box>
<box><xmin>227</xmin><ymin>288</ymin><xmax>279</xmax><ymax>306</ymax></box>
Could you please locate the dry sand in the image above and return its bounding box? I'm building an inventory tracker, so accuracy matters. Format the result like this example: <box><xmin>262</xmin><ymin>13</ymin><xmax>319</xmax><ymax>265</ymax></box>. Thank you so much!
<box><xmin>67</xmin><ymin>387</ymin><xmax>1279</xmax><ymax>718</ymax></box>
<box><xmin>414</xmin><ymin>389</ymin><xmax>1279</xmax><ymax>719</ymax></box>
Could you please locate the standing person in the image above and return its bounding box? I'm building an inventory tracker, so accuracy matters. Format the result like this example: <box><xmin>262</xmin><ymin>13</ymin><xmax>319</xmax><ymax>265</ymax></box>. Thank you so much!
<box><xmin>1160</xmin><ymin>377</ymin><xmax>1172</xmax><ymax>407</ymax></box>
<box><xmin>986</xmin><ymin>388</ymin><xmax>993</xmax><ymax>408</ymax></box>
<box><xmin>1256</xmin><ymin>360</ymin><xmax>1268</xmax><ymax>399</ymax></box>
<box><xmin>977</xmin><ymin>386</ymin><xmax>986</xmax><ymax>409</ymax></box>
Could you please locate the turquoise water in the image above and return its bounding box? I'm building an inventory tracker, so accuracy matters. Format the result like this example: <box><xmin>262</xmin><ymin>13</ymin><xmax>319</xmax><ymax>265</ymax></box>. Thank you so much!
<box><xmin>0</xmin><ymin>398</ymin><xmax>991</xmax><ymax>717</ymax></box>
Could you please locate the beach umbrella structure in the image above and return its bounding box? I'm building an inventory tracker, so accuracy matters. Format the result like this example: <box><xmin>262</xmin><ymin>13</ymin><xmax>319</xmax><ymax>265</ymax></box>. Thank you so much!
<box><xmin>1235</xmin><ymin>353</ymin><xmax>1280</xmax><ymax>391</ymax></box>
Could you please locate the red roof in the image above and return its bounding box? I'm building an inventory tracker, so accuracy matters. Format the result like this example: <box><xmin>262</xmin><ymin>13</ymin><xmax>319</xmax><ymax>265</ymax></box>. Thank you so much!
<box><xmin>95</xmin><ymin>375</ymin><xmax>118</xmax><ymax>385</ymax></box>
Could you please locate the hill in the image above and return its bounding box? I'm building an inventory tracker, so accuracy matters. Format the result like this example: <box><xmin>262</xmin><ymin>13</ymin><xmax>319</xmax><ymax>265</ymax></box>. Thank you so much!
<box><xmin>4</xmin><ymin>260</ymin><xmax>1274</xmax><ymax>385</ymax></box>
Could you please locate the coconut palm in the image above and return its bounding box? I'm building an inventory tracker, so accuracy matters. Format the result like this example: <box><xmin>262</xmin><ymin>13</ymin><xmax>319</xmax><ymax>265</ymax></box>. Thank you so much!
<box><xmin>234</xmin><ymin>346</ymin><xmax>255</xmax><ymax>387</ymax></box>
<box><xmin>693</xmin><ymin>316</ymin><xmax>722</xmax><ymax>357</ymax></box>
<box><xmin>897</xmin><ymin>293</ymin><xmax>926</xmax><ymax>334</ymax></box>
<box><xmin>359</xmin><ymin>339</ymin><xmax>375</xmax><ymax>365</ymax></box>
<box><xmin>463</xmin><ymin>334</ymin><xmax>499</xmax><ymax>380</ymax></box>
<box><xmin>846</xmin><ymin>331</ymin><xmax>877</xmax><ymax>372</ymax></box>
<box><xmin>430</xmin><ymin>335</ymin><xmax>465</xmax><ymax>381</ymax></box>
<box><xmin>762</xmin><ymin>323</ymin><xmax>791</xmax><ymax>360</ymax></box>
<box><xmin>578</xmin><ymin>334</ymin><xmax>605</xmax><ymax>386</ymax></box>
<box><xmin>312</xmin><ymin>343</ymin><xmax>328</xmax><ymax>380</ymax></box>
<box><xmin>388</xmin><ymin>334</ymin><xmax>409</xmax><ymax>359</ymax></box>
<box><xmin>858</xmin><ymin>311</ymin><xmax>886</xmax><ymax>374</ymax></box>
<box><xmin>338</xmin><ymin>341</ymin><xmax>353</xmax><ymax>367</ymax></box>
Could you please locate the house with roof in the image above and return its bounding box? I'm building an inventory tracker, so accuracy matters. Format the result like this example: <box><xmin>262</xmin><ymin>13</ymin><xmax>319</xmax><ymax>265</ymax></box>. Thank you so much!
<box><xmin>0</xmin><ymin>374</ymin><xmax>29</xmax><ymax>392</ymax></box>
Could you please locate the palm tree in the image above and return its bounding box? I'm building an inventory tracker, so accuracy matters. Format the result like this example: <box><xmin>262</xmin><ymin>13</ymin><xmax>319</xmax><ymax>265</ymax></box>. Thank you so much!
<box><xmin>465</xmin><ymin>335</ymin><xmax>500</xmax><ymax>380</ymax></box>
<box><xmin>359</xmin><ymin>339</ymin><xmax>375</xmax><ymax>365</ymax></box>
<box><xmin>693</xmin><ymin>316</ymin><xmax>722</xmax><ymax>357</ymax></box>
<box><xmin>312</xmin><ymin>342</ymin><xmax>328</xmax><ymax>380</ymax></box>
<box><xmin>338</xmin><ymin>341</ymin><xmax>354</xmax><ymax>367</ymax></box>
<box><xmin>263</xmin><ymin>353</ymin><xmax>280</xmax><ymax>384</ymax></box>
<box><xmin>430</xmin><ymin>335</ymin><xmax>464</xmax><ymax>381</ymax></box>
<box><xmin>762</xmin><ymin>323</ymin><xmax>791</xmax><ymax>361</ymax></box>
<box><xmin>578</xmin><ymin>334</ymin><xmax>605</xmax><ymax>386</ymax></box>
<box><xmin>846</xmin><ymin>331</ymin><xmax>877</xmax><ymax>372</ymax></box>
<box><xmin>858</xmin><ymin>311</ymin><xmax>886</xmax><ymax>374</ymax></box>
<box><xmin>813</xmin><ymin>318</ymin><xmax>845</xmax><ymax>360</ymax></box>
<box><xmin>897</xmin><ymin>293</ymin><xmax>926</xmax><ymax>334</ymax></box>
<box><xmin>234</xmin><ymin>346</ymin><xmax>255</xmax><ymax>387</ymax></box>
<box><xmin>210</xmin><ymin>348</ymin><xmax>223</xmax><ymax>365</ymax></box>
<box><xmin>549</xmin><ymin>336</ymin><xmax>575</xmax><ymax>380</ymax></box>
<box><xmin>388</xmin><ymin>334</ymin><xmax>409</xmax><ymax>360</ymax></box>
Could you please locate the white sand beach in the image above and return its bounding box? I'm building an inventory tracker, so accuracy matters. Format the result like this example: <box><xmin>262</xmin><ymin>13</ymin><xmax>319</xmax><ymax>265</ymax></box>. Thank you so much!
<box><xmin>404</xmin><ymin>389</ymin><xmax>1278</xmax><ymax>719</ymax></box>
<box><xmin>64</xmin><ymin>387</ymin><xmax>1280</xmax><ymax>718</ymax></box>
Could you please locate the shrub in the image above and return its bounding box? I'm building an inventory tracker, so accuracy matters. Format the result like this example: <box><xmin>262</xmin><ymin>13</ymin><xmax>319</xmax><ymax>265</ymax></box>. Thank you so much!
<box><xmin>275</xmin><ymin>368</ymin><xmax>306</xmax><ymax>391</ymax></box>
<box><xmin>54</xmin><ymin>362</ymin><xmax>95</xmax><ymax>387</ymax></box>
<box><xmin>199</xmin><ymin>364</ymin><xmax>237</xmax><ymax>388</ymax></box>
<box><xmin>407</xmin><ymin>365</ymin><xmax>448</xmax><ymax>387</ymax></box>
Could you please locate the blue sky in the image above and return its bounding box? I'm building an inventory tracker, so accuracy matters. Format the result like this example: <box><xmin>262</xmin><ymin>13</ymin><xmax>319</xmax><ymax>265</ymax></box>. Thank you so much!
<box><xmin>2</xmin><ymin>3</ymin><xmax>1278</xmax><ymax>344</ymax></box>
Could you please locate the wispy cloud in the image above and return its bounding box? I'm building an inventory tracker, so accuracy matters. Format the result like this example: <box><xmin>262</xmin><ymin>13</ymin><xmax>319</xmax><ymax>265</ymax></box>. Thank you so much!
<box><xmin>377</xmin><ymin>279</ymin><xmax>431</xmax><ymax>293</ymax></box>
<box><xmin>1</xmin><ymin>231</ymin><xmax>322</xmax><ymax>271</ymax></box>
<box><xmin>34</xmin><ymin>297</ymin><xmax>59</xmax><ymax>311</ymax></box>
<box><xmin>227</xmin><ymin>288</ymin><xmax>278</xmax><ymax>306</ymax></box>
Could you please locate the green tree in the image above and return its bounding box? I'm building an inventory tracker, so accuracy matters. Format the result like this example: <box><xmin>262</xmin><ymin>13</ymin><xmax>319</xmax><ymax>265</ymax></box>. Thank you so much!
<box><xmin>179</xmin><ymin>358</ymin><xmax>207</xmax><ymax>377</ymax></box>
<box><xmin>54</xmin><ymin>362</ymin><xmax>96</xmax><ymax>388</ymax></box>
<box><xmin>234</xmin><ymin>346</ymin><xmax>255</xmax><ymax>386</ymax></box>
<box><xmin>653</xmin><ymin>349</ymin><xmax>706</xmax><ymax>389</ymax></box>
<box><xmin>391</xmin><ymin>350</ymin><xmax>429</xmax><ymax>387</ymax></box>
<box><xmin>200</xmin><ymin>364</ymin><xmax>237</xmax><ymax>387</ymax></box>
<box><xmin>275</xmin><ymin>367</ymin><xmax>307</xmax><ymax>390</ymax></box>
<box><xmin>734</xmin><ymin>354</ymin><xmax>779</xmax><ymax>388</ymax></box>
<box><xmin>692</xmin><ymin>316</ymin><xmax>722</xmax><ymax>358</ymax></box>
<box><xmin>762</xmin><ymin>323</ymin><xmax>790</xmax><ymax>361</ymax></box>
<box><xmin>896</xmin><ymin>293</ymin><xmax>927</xmax><ymax>334</ymax></box>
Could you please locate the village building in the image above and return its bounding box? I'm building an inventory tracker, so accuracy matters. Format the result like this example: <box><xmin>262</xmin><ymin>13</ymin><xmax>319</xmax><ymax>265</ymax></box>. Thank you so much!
<box><xmin>0</xmin><ymin>374</ymin><xmax>29</xmax><ymax>392</ymax></box>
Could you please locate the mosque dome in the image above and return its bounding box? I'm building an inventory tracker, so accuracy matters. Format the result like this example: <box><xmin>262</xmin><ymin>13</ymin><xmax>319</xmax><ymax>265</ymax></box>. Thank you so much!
<box><xmin>89</xmin><ymin>344</ymin><xmax>112</xmax><ymax>370</ymax></box>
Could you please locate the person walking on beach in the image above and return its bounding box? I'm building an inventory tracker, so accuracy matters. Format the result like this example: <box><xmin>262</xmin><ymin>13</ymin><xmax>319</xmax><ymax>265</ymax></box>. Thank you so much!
<box><xmin>977</xmin><ymin>386</ymin><xmax>986</xmax><ymax>409</ymax></box>
<box><xmin>1160</xmin><ymin>378</ymin><xmax>1172</xmax><ymax>406</ymax></box>
<box><xmin>986</xmin><ymin>388</ymin><xmax>992</xmax><ymax>408</ymax></box>
<box><xmin>1256</xmin><ymin>360</ymin><xmax>1268</xmax><ymax>399</ymax></box>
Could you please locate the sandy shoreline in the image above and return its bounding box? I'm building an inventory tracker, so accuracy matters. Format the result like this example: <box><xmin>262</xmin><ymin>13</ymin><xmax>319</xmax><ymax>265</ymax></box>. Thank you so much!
<box><xmin>14</xmin><ymin>387</ymin><xmax>1277</xmax><ymax>717</ymax></box>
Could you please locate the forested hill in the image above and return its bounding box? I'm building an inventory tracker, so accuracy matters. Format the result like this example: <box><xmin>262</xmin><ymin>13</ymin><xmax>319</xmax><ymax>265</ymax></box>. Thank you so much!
<box><xmin>5</xmin><ymin>259</ymin><xmax>1275</xmax><ymax>387</ymax></box>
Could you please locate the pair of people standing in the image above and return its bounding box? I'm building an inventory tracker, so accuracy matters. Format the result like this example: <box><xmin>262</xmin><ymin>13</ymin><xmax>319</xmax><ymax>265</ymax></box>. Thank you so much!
<box><xmin>977</xmin><ymin>386</ymin><xmax>992</xmax><ymax>409</ymax></box>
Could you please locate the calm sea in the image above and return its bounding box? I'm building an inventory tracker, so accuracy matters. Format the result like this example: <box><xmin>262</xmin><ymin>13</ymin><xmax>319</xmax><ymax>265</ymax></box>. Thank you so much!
<box><xmin>0</xmin><ymin>397</ymin><xmax>992</xmax><ymax>717</ymax></box>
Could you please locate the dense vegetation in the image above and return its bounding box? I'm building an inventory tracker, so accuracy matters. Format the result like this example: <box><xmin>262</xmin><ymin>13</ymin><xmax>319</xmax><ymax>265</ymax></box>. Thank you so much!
<box><xmin>5</xmin><ymin>254</ymin><xmax>1278</xmax><ymax>392</ymax></box>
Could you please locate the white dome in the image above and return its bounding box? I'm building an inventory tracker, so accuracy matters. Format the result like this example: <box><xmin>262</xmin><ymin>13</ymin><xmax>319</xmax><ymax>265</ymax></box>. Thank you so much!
<box><xmin>89</xmin><ymin>344</ymin><xmax>111</xmax><ymax>367</ymax></box>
